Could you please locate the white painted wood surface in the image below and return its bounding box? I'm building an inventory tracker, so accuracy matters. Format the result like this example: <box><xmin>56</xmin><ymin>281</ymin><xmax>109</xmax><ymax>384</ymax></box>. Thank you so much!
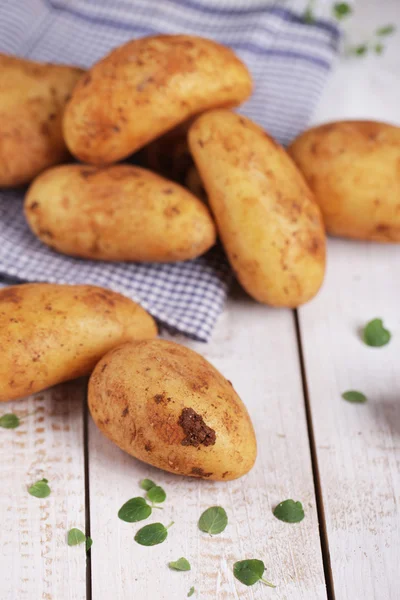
<box><xmin>0</xmin><ymin>380</ymin><xmax>87</xmax><ymax>600</ymax></box>
<box><xmin>88</xmin><ymin>290</ymin><xmax>327</xmax><ymax>600</ymax></box>
<box><xmin>299</xmin><ymin>239</ymin><xmax>400</xmax><ymax>600</ymax></box>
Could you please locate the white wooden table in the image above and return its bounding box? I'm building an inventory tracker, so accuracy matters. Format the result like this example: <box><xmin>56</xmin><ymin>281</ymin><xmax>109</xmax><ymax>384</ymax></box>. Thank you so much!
<box><xmin>1</xmin><ymin>1</ymin><xmax>399</xmax><ymax>598</ymax></box>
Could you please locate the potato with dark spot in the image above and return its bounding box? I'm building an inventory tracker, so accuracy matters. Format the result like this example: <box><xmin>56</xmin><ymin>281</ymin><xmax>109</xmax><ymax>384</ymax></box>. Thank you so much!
<box><xmin>24</xmin><ymin>164</ymin><xmax>216</xmax><ymax>261</ymax></box>
<box><xmin>188</xmin><ymin>110</ymin><xmax>326</xmax><ymax>307</ymax></box>
<box><xmin>88</xmin><ymin>339</ymin><xmax>256</xmax><ymax>480</ymax></box>
<box><xmin>0</xmin><ymin>284</ymin><xmax>156</xmax><ymax>401</ymax></box>
<box><xmin>0</xmin><ymin>54</ymin><xmax>84</xmax><ymax>187</ymax></box>
<box><xmin>63</xmin><ymin>35</ymin><xmax>252</xmax><ymax>165</ymax></box>
<box><xmin>288</xmin><ymin>120</ymin><xmax>400</xmax><ymax>242</ymax></box>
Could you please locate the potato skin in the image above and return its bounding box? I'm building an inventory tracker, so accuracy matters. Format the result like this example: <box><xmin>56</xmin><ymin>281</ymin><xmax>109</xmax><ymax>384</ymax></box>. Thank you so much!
<box><xmin>288</xmin><ymin>120</ymin><xmax>400</xmax><ymax>242</ymax></box>
<box><xmin>63</xmin><ymin>35</ymin><xmax>253</xmax><ymax>165</ymax></box>
<box><xmin>188</xmin><ymin>110</ymin><xmax>326</xmax><ymax>307</ymax></box>
<box><xmin>0</xmin><ymin>54</ymin><xmax>84</xmax><ymax>187</ymax></box>
<box><xmin>24</xmin><ymin>164</ymin><xmax>216</xmax><ymax>262</ymax></box>
<box><xmin>88</xmin><ymin>340</ymin><xmax>257</xmax><ymax>481</ymax></box>
<box><xmin>0</xmin><ymin>284</ymin><xmax>157</xmax><ymax>402</ymax></box>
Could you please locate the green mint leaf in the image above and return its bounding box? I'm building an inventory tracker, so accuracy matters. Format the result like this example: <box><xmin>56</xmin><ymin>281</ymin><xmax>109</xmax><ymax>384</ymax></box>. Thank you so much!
<box><xmin>342</xmin><ymin>390</ymin><xmax>367</xmax><ymax>404</ymax></box>
<box><xmin>187</xmin><ymin>586</ymin><xmax>195</xmax><ymax>597</ymax></box>
<box><xmin>169</xmin><ymin>557</ymin><xmax>191</xmax><ymax>571</ymax></box>
<box><xmin>147</xmin><ymin>485</ymin><xmax>166</xmax><ymax>504</ymax></box>
<box><xmin>363</xmin><ymin>318</ymin><xmax>391</xmax><ymax>347</ymax></box>
<box><xmin>198</xmin><ymin>506</ymin><xmax>228</xmax><ymax>535</ymax></box>
<box><xmin>233</xmin><ymin>559</ymin><xmax>275</xmax><ymax>587</ymax></box>
<box><xmin>28</xmin><ymin>478</ymin><xmax>51</xmax><ymax>498</ymax></box>
<box><xmin>374</xmin><ymin>43</ymin><xmax>384</xmax><ymax>54</ymax></box>
<box><xmin>134</xmin><ymin>522</ymin><xmax>173</xmax><ymax>546</ymax></box>
<box><xmin>348</xmin><ymin>44</ymin><xmax>368</xmax><ymax>57</ymax></box>
<box><xmin>0</xmin><ymin>413</ymin><xmax>20</xmax><ymax>429</ymax></box>
<box><xmin>67</xmin><ymin>528</ymin><xmax>86</xmax><ymax>546</ymax></box>
<box><xmin>333</xmin><ymin>3</ymin><xmax>352</xmax><ymax>19</ymax></box>
<box><xmin>86</xmin><ymin>536</ymin><xmax>93</xmax><ymax>552</ymax></box>
<box><xmin>140</xmin><ymin>478</ymin><xmax>157</xmax><ymax>491</ymax></box>
<box><xmin>273</xmin><ymin>499</ymin><xmax>305</xmax><ymax>523</ymax></box>
<box><xmin>377</xmin><ymin>25</ymin><xmax>396</xmax><ymax>36</ymax></box>
<box><xmin>354</xmin><ymin>44</ymin><xmax>368</xmax><ymax>56</ymax></box>
<box><xmin>118</xmin><ymin>497</ymin><xmax>152</xmax><ymax>523</ymax></box>
<box><xmin>303</xmin><ymin>8</ymin><xmax>314</xmax><ymax>24</ymax></box>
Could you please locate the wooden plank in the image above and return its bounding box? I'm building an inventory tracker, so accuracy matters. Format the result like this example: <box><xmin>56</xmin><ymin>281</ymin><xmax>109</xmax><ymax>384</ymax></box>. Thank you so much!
<box><xmin>88</xmin><ymin>287</ymin><xmax>327</xmax><ymax>600</ymax></box>
<box><xmin>0</xmin><ymin>380</ymin><xmax>87</xmax><ymax>600</ymax></box>
<box><xmin>298</xmin><ymin>238</ymin><xmax>400</xmax><ymax>600</ymax></box>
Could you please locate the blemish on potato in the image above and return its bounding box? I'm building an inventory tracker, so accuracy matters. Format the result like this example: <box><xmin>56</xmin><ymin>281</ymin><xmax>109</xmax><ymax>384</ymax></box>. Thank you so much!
<box><xmin>178</xmin><ymin>407</ymin><xmax>216</xmax><ymax>447</ymax></box>
<box><xmin>0</xmin><ymin>288</ymin><xmax>22</xmax><ymax>304</ymax></box>
<box><xmin>191</xmin><ymin>467</ymin><xmax>213</xmax><ymax>477</ymax></box>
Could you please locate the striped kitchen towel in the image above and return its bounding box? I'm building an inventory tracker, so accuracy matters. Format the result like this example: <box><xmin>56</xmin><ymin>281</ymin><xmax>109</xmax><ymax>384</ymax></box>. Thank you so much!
<box><xmin>0</xmin><ymin>0</ymin><xmax>339</xmax><ymax>341</ymax></box>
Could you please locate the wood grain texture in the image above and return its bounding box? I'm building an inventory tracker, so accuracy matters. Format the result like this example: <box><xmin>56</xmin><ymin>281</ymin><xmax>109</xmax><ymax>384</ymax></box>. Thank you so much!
<box><xmin>299</xmin><ymin>239</ymin><xmax>400</xmax><ymax>600</ymax></box>
<box><xmin>0</xmin><ymin>380</ymin><xmax>87</xmax><ymax>600</ymax></box>
<box><xmin>88</xmin><ymin>288</ymin><xmax>327</xmax><ymax>600</ymax></box>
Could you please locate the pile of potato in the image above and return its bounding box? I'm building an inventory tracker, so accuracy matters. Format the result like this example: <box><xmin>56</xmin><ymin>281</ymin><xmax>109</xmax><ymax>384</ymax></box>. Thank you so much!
<box><xmin>1</xmin><ymin>34</ymin><xmax>400</xmax><ymax>480</ymax></box>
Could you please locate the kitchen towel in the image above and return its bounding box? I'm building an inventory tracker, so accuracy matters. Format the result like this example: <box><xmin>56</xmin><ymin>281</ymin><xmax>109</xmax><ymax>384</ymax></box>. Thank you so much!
<box><xmin>0</xmin><ymin>0</ymin><xmax>339</xmax><ymax>341</ymax></box>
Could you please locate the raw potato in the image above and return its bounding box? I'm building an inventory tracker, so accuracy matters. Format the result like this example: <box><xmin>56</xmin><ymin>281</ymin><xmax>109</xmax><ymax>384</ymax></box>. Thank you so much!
<box><xmin>0</xmin><ymin>284</ymin><xmax>157</xmax><ymax>402</ymax></box>
<box><xmin>24</xmin><ymin>164</ymin><xmax>216</xmax><ymax>262</ymax></box>
<box><xmin>288</xmin><ymin>120</ymin><xmax>400</xmax><ymax>242</ymax></box>
<box><xmin>63</xmin><ymin>35</ymin><xmax>253</xmax><ymax>165</ymax></box>
<box><xmin>137</xmin><ymin>120</ymin><xmax>194</xmax><ymax>184</ymax></box>
<box><xmin>0</xmin><ymin>54</ymin><xmax>84</xmax><ymax>187</ymax></box>
<box><xmin>88</xmin><ymin>339</ymin><xmax>257</xmax><ymax>481</ymax></box>
<box><xmin>188</xmin><ymin>110</ymin><xmax>326</xmax><ymax>307</ymax></box>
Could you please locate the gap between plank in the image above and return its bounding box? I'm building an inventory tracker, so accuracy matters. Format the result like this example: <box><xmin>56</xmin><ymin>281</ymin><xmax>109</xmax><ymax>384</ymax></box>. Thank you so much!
<box><xmin>83</xmin><ymin>389</ymin><xmax>93</xmax><ymax>600</ymax></box>
<box><xmin>294</xmin><ymin>310</ymin><xmax>336</xmax><ymax>600</ymax></box>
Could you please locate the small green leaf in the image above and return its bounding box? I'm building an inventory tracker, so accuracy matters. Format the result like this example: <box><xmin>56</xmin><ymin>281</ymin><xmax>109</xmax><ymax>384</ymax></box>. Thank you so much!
<box><xmin>67</xmin><ymin>528</ymin><xmax>86</xmax><ymax>546</ymax></box>
<box><xmin>374</xmin><ymin>43</ymin><xmax>384</xmax><ymax>54</ymax></box>
<box><xmin>147</xmin><ymin>485</ymin><xmax>166</xmax><ymax>504</ymax></box>
<box><xmin>187</xmin><ymin>587</ymin><xmax>195</xmax><ymax>597</ymax></box>
<box><xmin>0</xmin><ymin>413</ymin><xmax>20</xmax><ymax>429</ymax></box>
<box><xmin>303</xmin><ymin>8</ymin><xmax>314</xmax><ymax>24</ymax></box>
<box><xmin>333</xmin><ymin>2</ymin><xmax>352</xmax><ymax>19</ymax></box>
<box><xmin>118</xmin><ymin>497</ymin><xmax>152</xmax><ymax>523</ymax></box>
<box><xmin>86</xmin><ymin>537</ymin><xmax>93</xmax><ymax>552</ymax></box>
<box><xmin>140</xmin><ymin>478</ymin><xmax>157</xmax><ymax>491</ymax></box>
<box><xmin>134</xmin><ymin>522</ymin><xmax>173</xmax><ymax>546</ymax></box>
<box><xmin>342</xmin><ymin>390</ymin><xmax>367</xmax><ymax>404</ymax></box>
<box><xmin>168</xmin><ymin>557</ymin><xmax>191</xmax><ymax>571</ymax></box>
<box><xmin>233</xmin><ymin>559</ymin><xmax>275</xmax><ymax>588</ymax></box>
<box><xmin>376</xmin><ymin>25</ymin><xmax>396</xmax><ymax>36</ymax></box>
<box><xmin>28</xmin><ymin>478</ymin><xmax>51</xmax><ymax>498</ymax></box>
<box><xmin>198</xmin><ymin>506</ymin><xmax>228</xmax><ymax>535</ymax></box>
<box><xmin>354</xmin><ymin>44</ymin><xmax>368</xmax><ymax>56</ymax></box>
<box><xmin>363</xmin><ymin>318</ymin><xmax>391</xmax><ymax>347</ymax></box>
<box><xmin>273</xmin><ymin>499</ymin><xmax>304</xmax><ymax>523</ymax></box>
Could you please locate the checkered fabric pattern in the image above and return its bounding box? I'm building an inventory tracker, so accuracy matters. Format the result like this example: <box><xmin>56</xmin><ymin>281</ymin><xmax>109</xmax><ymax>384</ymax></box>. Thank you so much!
<box><xmin>0</xmin><ymin>0</ymin><xmax>339</xmax><ymax>341</ymax></box>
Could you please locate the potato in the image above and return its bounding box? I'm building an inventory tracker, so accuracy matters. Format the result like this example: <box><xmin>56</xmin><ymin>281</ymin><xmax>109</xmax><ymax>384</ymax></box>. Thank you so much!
<box><xmin>137</xmin><ymin>120</ymin><xmax>194</xmax><ymax>184</ymax></box>
<box><xmin>24</xmin><ymin>164</ymin><xmax>216</xmax><ymax>262</ymax></box>
<box><xmin>0</xmin><ymin>53</ymin><xmax>84</xmax><ymax>188</ymax></box>
<box><xmin>288</xmin><ymin>120</ymin><xmax>400</xmax><ymax>242</ymax></box>
<box><xmin>88</xmin><ymin>339</ymin><xmax>256</xmax><ymax>481</ymax></box>
<box><xmin>0</xmin><ymin>284</ymin><xmax>156</xmax><ymax>402</ymax></box>
<box><xmin>63</xmin><ymin>35</ymin><xmax>252</xmax><ymax>165</ymax></box>
<box><xmin>188</xmin><ymin>110</ymin><xmax>326</xmax><ymax>307</ymax></box>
